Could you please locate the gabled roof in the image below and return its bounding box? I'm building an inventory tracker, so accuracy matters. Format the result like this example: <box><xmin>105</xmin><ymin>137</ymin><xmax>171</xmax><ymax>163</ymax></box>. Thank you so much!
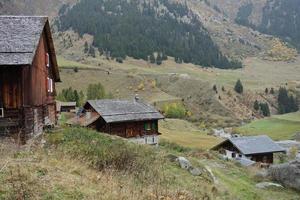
<box><xmin>212</xmin><ymin>135</ymin><xmax>285</xmax><ymax>155</ymax></box>
<box><xmin>84</xmin><ymin>99</ymin><xmax>165</xmax><ymax>123</ymax></box>
<box><xmin>0</xmin><ymin>16</ymin><xmax>60</xmax><ymax>81</ymax></box>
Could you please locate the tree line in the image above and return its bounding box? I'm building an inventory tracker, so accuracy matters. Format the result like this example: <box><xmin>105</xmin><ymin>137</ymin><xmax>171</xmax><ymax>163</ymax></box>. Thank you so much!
<box><xmin>57</xmin><ymin>83</ymin><xmax>112</xmax><ymax>106</ymax></box>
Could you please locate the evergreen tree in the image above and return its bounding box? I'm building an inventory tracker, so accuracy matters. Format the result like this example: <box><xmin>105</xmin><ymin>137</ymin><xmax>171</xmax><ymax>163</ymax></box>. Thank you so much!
<box><xmin>222</xmin><ymin>86</ymin><xmax>225</xmax><ymax>92</ymax></box>
<box><xmin>254</xmin><ymin>100</ymin><xmax>259</xmax><ymax>111</ymax></box>
<box><xmin>84</xmin><ymin>41</ymin><xmax>89</xmax><ymax>54</ymax></box>
<box><xmin>278</xmin><ymin>87</ymin><xmax>290</xmax><ymax>114</ymax></box>
<box><xmin>270</xmin><ymin>87</ymin><xmax>275</xmax><ymax>94</ymax></box>
<box><xmin>87</xmin><ymin>83</ymin><xmax>106</xmax><ymax>100</ymax></box>
<box><xmin>156</xmin><ymin>53</ymin><xmax>162</xmax><ymax>65</ymax></box>
<box><xmin>234</xmin><ymin>79</ymin><xmax>244</xmax><ymax>94</ymax></box>
<box><xmin>89</xmin><ymin>46</ymin><xmax>96</xmax><ymax>58</ymax></box>
<box><xmin>149</xmin><ymin>54</ymin><xmax>156</xmax><ymax>64</ymax></box>
<box><xmin>260</xmin><ymin>103</ymin><xmax>270</xmax><ymax>116</ymax></box>
<box><xmin>213</xmin><ymin>85</ymin><xmax>217</xmax><ymax>92</ymax></box>
<box><xmin>265</xmin><ymin>88</ymin><xmax>269</xmax><ymax>94</ymax></box>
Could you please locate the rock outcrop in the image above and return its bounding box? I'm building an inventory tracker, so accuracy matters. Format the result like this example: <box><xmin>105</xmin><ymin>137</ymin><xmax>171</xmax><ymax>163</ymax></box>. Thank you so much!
<box><xmin>268</xmin><ymin>160</ymin><xmax>300</xmax><ymax>191</ymax></box>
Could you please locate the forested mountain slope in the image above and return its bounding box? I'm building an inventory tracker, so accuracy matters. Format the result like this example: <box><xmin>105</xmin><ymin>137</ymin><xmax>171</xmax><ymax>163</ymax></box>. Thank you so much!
<box><xmin>211</xmin><ymin>0</ymin><xmax>300</xmax><ymax>50</ymax></box>
<box><xmin>259</xmin><ymin>0</ymin><xmax>300</xmax><ymax>50</ymax></box>
<box><xmin>56</xmin><ymin>0</ymin><xmax>241</xmax><ymax>69</ymax></box>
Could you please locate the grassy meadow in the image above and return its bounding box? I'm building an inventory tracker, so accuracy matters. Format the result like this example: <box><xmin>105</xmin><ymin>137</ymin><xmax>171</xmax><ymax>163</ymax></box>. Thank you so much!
<box><xmin>159</xmin><ymin>119</ymin><xmax>222</xmax><ymax>150</ymax></box>
<box><xmin>236</xmin><ymin>112</ymin><xmax>300</xmax><ymax>140</ymax></box>
<box><xmin>1</xmin><ymin>127</ymin><xmax>299</xmax><ymax>199</ymax></box>
<box><xmin>57</xmin><ymin>55</ymin><xmax>300</xmax><ymax>92</ymax></box>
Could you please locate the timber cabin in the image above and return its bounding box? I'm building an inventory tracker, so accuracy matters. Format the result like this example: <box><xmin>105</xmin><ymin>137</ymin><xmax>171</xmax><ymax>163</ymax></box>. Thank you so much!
<box><xmin>68</xmin><ymin>99</ymin><xmax>165</xmax><ymax>145</ymax></box>
<box><xmin>0</xmin><ymin>16</ymin><xmax>60</xmax><ymax>141</ymax></box>
<box><xmin>211</xmin><ymin>135</ymin><xmax>285</xmax><ymax>165</ymax></box>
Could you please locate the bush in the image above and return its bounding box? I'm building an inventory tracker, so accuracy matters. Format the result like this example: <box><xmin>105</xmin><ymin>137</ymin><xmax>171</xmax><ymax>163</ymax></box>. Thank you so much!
<box><xmin>116</xmin><ymin>57</ymin><xmax>123</xmax><ymax>63</ymax></box>
<box><xmin>47</xmin><ymin>128</ymin><xmax>162</xmax><ymax>182</ymax></box>
<box><xmin>162</xmin><ymin>103</ymin><xmax>186</xmax><ymax>119</ymax></box>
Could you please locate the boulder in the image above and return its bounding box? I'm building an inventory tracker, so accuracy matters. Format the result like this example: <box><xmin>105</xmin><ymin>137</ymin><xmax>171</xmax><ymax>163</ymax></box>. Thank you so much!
<box><xmin>255</xmin><ymin>182</ymin><xmax>283</xmax><ymax>189</ymax></box>
<box><xmin>189</xmin><ymin>167</ymin><xmax>202</xmax><ymax>176</ymax></box>
<box><xmin>267</xmin><ymin>160</ymin><xmax>300</xmax><ymax>191</ymax></box>
<box><xmin>176</xmin><ymin>157</ymin><xmax>192</xmax><ymax>169</ymax></box>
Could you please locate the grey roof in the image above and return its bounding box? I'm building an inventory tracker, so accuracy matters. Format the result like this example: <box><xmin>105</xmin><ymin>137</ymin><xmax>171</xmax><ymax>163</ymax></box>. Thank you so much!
<box><xmin>228</xmin><ymin>135</ymin><xmax>285</xmax><ymax>155</ymax></box>
<box><xmin>0</xmin><ymin>16</ymin><xmax>47</xmax><ymax>65</ymax></box>
<box><xmin>85</xmin><ymin>99</ymin><xmax>165</xmax><ymax>123</ymax></box>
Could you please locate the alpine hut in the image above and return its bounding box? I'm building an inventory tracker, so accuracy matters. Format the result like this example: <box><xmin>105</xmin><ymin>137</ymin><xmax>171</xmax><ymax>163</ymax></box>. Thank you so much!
<box><xmin>68</xmin><ymin>99</ymin><xmax>165</xmax><ymax>145</ymax></box>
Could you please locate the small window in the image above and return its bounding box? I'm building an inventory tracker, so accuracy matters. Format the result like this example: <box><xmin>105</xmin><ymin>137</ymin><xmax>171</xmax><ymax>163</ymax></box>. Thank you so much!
<box><xmin>47</xmin><ymin>78</ymin><xmax>53</xmax><ymax>93</ymax></box>
<box><xmin>152</xmin><ymin>122</ymin><xmax>157</xmax><ymax>130</ymax></box>
<box><xmin>144</xmin><ymin>123</ymin><xmax>151</xmax><ymax>131</ymax></box>
<box><xmin>46</xmin><ymin>53</ymin><xmax>50</xmax><ymax>67</ymax></box>
<box><xmin>0</xmin><ymin>108</ymin><xmax>4</xmax><ymax>118</ymax></box>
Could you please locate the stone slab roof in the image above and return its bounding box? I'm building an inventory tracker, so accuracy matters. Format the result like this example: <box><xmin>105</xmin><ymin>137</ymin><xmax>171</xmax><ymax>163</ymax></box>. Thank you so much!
<box><xmin>85</xmin><ymin>99</ymin><xmax>165</xmax><ymax>123</ymax></box>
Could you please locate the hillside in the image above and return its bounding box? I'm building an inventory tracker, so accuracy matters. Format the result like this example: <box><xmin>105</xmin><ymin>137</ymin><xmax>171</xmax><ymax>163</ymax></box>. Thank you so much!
<box><xmin>56</xmin><ymin>0</ymin><xmax>241</xmax><ymax>69</ymax></box>
<box><xmin>1</xmin><ymin>127</ymin><xmax>299</xmax><ymax>199</ymax></box>
<box><xmin>210</xmin><ymin>0</ymin><xmax>300</xmax><ymax>51</ymax></box>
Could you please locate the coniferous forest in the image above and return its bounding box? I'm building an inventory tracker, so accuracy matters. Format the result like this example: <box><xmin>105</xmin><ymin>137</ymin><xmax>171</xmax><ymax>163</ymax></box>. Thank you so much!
<box><xmin>57</xmin><ymin>0</ymin><xmax>242</xmax><ymax>69</ymax></box>
<box><xmin>259</xmin><ymin>0</ymin><xmax>300</xmax><ymax>50</ymax></box>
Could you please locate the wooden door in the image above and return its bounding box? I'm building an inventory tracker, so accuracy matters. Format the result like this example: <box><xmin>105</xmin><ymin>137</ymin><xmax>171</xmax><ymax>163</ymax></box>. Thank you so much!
<box><xmin>1</xmin><ymin>68</ymin><xmax>22</xmax><ymax>109</ymax></box>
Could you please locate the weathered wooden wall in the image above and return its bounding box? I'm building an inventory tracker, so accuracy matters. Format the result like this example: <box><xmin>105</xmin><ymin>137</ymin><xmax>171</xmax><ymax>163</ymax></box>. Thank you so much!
<box><xmin>91</xmin><ymin>118</ymin><xmax>159</xmax><ymax>138</ymax></box>
<box><xmin>23</xmin><ymin>32</ymin><xmax>56</xmax><ymax>106</ymax></box>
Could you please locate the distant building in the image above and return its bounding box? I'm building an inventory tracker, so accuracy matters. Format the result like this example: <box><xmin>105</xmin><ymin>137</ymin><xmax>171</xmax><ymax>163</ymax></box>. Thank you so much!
<box><xmin>68</xmin><ymin>99</ymin><xmax>165</xmax><ymax>145</ymax></box>
<box><xmin>56</xmin><ymin>101</ymin><xmax>77</xmax><ymax>113</ymax></box>
<box><xmin>211</xmin><ymin>135</ymin><xmax>286</xmax><ymax>164</ymax></box>
<box><xmin>0</xmin><ymin>16</ymin><xmax>60</xmax><ymax>141</ymax></box>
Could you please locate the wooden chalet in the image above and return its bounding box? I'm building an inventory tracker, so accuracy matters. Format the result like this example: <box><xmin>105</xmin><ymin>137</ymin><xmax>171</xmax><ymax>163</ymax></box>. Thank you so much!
<box><xmin>68</xmin><ymin>99</ymin><xmax>165</xmax><ymax>145</ymax></box>
<box><xmin>0</xmin><ymin>16</ymin><xmax>60</xmax><ymax>141</ymax></box>
<box><xmin>211</xmin><ymin>135</ymin><xmax>286</xmax><ymax>164</ymax></box>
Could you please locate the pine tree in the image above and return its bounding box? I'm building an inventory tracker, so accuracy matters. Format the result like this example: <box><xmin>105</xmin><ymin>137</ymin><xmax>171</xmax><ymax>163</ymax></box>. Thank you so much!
<box><xmin>265</xmin><ymin>88</ymin><xmax>269</xmax><ymax>94</ymax></box>
<box><xmin>260</xmin><ymin>103</ymin><xmax>270</xmax><ymax>116</ymax></box>
<box><xmin>149</xmin><ymin>54</ymin><xmax>155</xmax><ymax>64</ymax></box>
<box><xmin>84</xmin><ymin>41</ymin><xmax>89</xmax><ymax>54</ymax></box>
<box><xmin>156</xmin><ymin>53</ymin><xmax>162</xmax><ymax>65</ymax></box>
<box><xmin>254</xmin><ymin>100</ymin><xmax>259</xmax><ymax>111</ymax></box>
<box><xmin>270</xmin><ymin>88</ymin><xmax>275</xmax><ymax>94</ymax></box>
<box><xmin>88</xmin><ymin>46</ymin><xmax>96</xmax><ymax>58</ymax></box>
<box><xmin>278</xmin><ymin>87</ymin><xmax>290</xmax><ymax>114</ymax></box>
<box><xmin>87</xmin><ymin>83</ymin><xmax>106</xmax><ymax>100</ymax></box>
<box><xmin>213</xmin><ymin>85</ymin><xmax>217</xmax><ymax>92</ymax></box>
<box><xmin>234</xmin><ymin>79</ymin><xmax>243</xmax><ymax>94</ymax></box>
<box><xmin>73</xmin><ymin>90</ymin><xmax>79</xmax><ymax>106</ymax></box>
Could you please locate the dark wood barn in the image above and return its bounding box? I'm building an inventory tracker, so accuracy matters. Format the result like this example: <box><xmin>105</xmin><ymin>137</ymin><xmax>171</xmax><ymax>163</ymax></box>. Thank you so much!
<box><xmin>211</xmin><ymin>135</ymin><xmax>285</xmax><ymax>164</ymax></box>
<box><xmin>68</xmin><ymin>99</ymin><xmax>165</xmax><ymax>145</ymax></box>
<box><xmin>0</xmin><ymin>16</ymin><xmax>60</xmax><ymax>141</ymax></box>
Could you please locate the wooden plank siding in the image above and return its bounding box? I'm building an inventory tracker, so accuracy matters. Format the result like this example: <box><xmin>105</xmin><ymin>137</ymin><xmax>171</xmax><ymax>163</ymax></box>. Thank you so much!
<box><xmin>90</xmin><ymin>117</ymin><xmax>159</xmax><ymax>138</ymax></box>
<box><xmin>0</xmin><ymin>30</ymin><xmax>57</xmax><ymax>141</ymax></box>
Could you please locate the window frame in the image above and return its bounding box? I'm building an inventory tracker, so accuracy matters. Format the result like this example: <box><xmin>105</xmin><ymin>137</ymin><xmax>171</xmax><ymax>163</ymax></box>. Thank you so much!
<box><xmin>46</xmin><ymin>53</ymin><xmax>50</xmax><ymax>68</ymax></box>
<box><xmin>0</xmin><ymin>108</ymin><xmax>4</xmax><ymax>118</ymax></box>
<box><xmin>47</xmin><ymin>77</ymin><xmax>53</xmax><ymax>93</ymax></box>
<box><xmin>144</xmin><ymin>122</ymin><xmax>151</xmax><ymax>131</ymax></box>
